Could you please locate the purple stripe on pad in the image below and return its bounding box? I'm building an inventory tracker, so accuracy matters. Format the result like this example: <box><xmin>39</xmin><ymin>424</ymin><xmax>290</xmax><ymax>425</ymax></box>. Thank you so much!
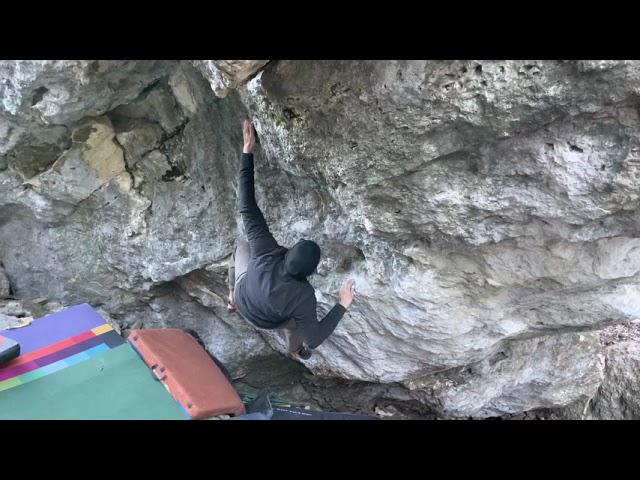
<box><xmin>0</xmin><ymin>304</ymin><xmax>108</xmax><ymax>354</ymax></box>
<box><xmin>0</xmin><ymin>330</ymin><xmax>124</xmax><ymax>382</ymax></box>
<box><xmin>0</xmin><ymin>361</ymin><xmax>38</xmax><ymax>381</ymax></box>
<box><xmin>34</xmin><ymin>330</ymin><xmax>124</xmax><ymax>368</ymax></box>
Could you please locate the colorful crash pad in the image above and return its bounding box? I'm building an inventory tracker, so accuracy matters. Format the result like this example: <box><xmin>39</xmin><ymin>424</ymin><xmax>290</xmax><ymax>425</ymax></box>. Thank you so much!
<box><xmin>0</xmin><ymin>304</ymin><xmax>124</xmax><ymax>392</ymax></box>
<box><xmin>0</xmin><ymin>303</ymin><xmax>188</xmax><ymax>419</ymax></box>
<box><xmin>0</xmin><ymin>343</ymin><xmax>188</xmax><ymax>420</ymax></box>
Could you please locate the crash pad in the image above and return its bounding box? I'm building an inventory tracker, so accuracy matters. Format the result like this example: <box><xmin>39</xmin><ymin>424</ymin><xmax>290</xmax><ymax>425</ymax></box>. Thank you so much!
<box><xmin>0</xmin><ymin>304</ymin><xmax>125</xmax><ymax>392</ymax></box>
<box><xmin>0</xmin><ymin>343</ymin><xmax>188</xmax><ymax>420</ymax></box>
<box><xmin>0</xmin><ymin>303</ymin><xmax>112</xmax><ymax>354</ymax></box>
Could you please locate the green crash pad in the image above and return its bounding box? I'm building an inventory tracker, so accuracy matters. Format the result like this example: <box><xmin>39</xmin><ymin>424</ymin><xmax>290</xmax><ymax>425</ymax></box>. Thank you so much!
<box><xmin>0</xmin><ymin>344</ymin><xmax>188</xmax><ymax>420</ymax></box>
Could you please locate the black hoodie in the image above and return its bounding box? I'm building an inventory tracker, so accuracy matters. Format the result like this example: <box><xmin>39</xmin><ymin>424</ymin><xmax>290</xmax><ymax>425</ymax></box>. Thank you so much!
<box><xmin>234</xmin><ymin>153</ymin><xmax>346</xmax><ymax>349</ymax></box>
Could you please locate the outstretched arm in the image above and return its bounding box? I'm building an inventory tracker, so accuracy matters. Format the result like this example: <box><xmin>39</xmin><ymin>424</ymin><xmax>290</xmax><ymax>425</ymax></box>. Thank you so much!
<box><xmin>296</xmin><ymin>279</ymin><xmax>356</xmax><ymax>349</ymax></box>
<box><xmin>237</xmin><ymin>118</ymin><xmax>280</xmax><ymax>257</ymax></box>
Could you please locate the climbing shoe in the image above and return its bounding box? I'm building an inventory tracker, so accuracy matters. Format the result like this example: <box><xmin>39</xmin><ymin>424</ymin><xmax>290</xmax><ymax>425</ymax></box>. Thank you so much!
<box><xmin>287</xmin><ymin>345</ymin><xmax>312</xmax><ymax>361</ymax></box>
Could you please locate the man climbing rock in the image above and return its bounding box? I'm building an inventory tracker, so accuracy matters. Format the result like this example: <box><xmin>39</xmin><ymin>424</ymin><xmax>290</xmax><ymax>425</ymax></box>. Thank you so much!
<box><xmin>227</xmin><ymin>118</ymin><xmax>356</xmax><ymax>361</ymax></box>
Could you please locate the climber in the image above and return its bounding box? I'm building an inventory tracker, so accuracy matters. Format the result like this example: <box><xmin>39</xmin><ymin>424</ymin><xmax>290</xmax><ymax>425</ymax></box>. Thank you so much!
<box><xmin>227</xmin><ymin>118</ymin><xmax>356</xmax><ymax>361</ymax></box>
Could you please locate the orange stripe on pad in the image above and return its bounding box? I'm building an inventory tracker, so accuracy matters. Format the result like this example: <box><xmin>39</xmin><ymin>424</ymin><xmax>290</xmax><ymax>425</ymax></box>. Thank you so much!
<box><xmin>91</xmin><ymin>324</ymin><xmax>114</xmax><ymax>336</ymax></box>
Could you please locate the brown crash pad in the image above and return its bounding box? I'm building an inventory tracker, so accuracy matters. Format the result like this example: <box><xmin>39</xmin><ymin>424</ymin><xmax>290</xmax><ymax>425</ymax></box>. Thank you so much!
<box><xmin>127</xmin><ymin>329</ymin><xmax>246</xmax><ymax>419</ymax></box>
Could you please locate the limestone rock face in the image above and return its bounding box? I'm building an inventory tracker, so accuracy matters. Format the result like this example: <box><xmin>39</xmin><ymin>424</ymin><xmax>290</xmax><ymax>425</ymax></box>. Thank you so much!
<box><xmin>557</xmin><ymin>322</ymin><xmax>640</xmax><ymax>420</ymax></box>
<box><xmin>564</xmin><ymin>341</ymin><xmax>640</xmax><ymax>420</ymax></box>
<box><xmin>3</xmin><ymin>60</ymin><xmax>640</xmax><ymax>417</ymax></box>
<box><xmin>191</xmin><ymin>60</ymin><xmax>269</xmax><ymax>98</ymax></box>
<box><xmin>0</xmin><ymin>264</ymin><xmax>10</xmax><ymax>296</ymax></box>
<box><xmin>0</xmin><ymin>60</ymin><xmax>170</xmax><ymax>182</ymax></box>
